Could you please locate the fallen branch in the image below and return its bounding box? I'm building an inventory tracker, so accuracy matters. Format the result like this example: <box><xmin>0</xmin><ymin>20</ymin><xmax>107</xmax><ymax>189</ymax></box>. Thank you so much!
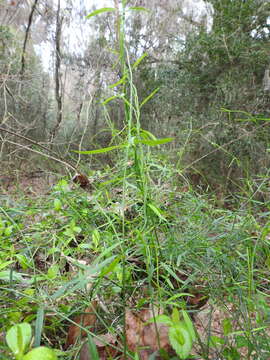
<box><xmin>0</xmin><ymin>126</ymin><xmax>77</xmax><ymax>172</ymax></box>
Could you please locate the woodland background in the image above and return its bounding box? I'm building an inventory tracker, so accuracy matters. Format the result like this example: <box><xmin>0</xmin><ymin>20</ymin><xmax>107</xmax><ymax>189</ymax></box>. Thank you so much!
<box><xmin>1</xmin><ymin>0</ymin><xmax>270</xmax><ymax>200</ymax></box>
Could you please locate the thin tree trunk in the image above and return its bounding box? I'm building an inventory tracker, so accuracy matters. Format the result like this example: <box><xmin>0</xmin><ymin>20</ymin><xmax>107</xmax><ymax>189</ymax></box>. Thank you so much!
<box><xmin>20</xmin><ymin>0</ymin><xmax>39</xmax><ymax>76</ymax></box>
<box><xmin>50</xmin><ymin>0</ymin><xmax>63</xmax><ymax>143</ymax></box>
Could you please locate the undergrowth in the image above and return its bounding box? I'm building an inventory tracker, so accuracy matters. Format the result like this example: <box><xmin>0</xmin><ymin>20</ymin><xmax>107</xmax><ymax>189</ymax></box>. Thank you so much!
<box><xmin>1</xmin><ymin>158</ymin><xmax>270</xmax><ymax>359</ymax></box>
<box><xmin>1</xmin><ymin>1</ymin><xmax>270</xmax><ymax>359</ymax></box>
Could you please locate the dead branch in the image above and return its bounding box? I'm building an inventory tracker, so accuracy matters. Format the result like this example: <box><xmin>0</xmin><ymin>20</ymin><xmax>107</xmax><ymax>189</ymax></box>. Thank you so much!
<box><xmin>0</xmin><ymin>126</ymin><xmax>77</xmax><ymax>172</ymax></box>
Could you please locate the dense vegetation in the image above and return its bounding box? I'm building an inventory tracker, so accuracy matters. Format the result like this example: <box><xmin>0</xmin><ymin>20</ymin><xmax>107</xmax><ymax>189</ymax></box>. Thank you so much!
<box><xmin>1</xmin><ymin>0</ymin><xmax>270</xmax><ymax>359</ymax></box>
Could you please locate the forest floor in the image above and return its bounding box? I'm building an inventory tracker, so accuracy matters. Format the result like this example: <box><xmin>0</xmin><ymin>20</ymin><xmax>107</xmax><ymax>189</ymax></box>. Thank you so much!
<box><xmin>1</xmin><ymin>164</ymin><xmax>270</xmax><ymax>360</ymax></box>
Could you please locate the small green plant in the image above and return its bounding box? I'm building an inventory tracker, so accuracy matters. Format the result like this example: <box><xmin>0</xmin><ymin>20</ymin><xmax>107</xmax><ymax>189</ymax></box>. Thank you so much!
<box><xmin>152</xmin><ymin>308</ymin><xmax>196</xmax><ymax>359</ymax></box>
<box><xmin>6</xmin><ymin>323</ymin><xmax>57</xmax><ymax>360</ymax></box>
<box><xmin>0</xmin><ymin>216</ymin><xmax>14</xmax><ymax>237</ymax></box>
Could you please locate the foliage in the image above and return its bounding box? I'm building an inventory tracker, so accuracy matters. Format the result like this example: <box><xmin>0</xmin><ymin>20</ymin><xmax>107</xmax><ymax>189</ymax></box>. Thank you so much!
<box><xmin>152</xmin><ymin>308</ymin><xmax>196</xmax><ymax>359</ymax></box>
<box><xmin>6</xmin><ymin>323</ymin><xmax>57</xmax><ymax>360</ymax></box>
<box><xmin>134</xmin><ymin>0</ymin><xmax>270</xmax><ymax>193</ymax></box>
<box><xmin>1</xmin><ymin>153</ymin><xmax>270</xmax><ymax>358</ymax></box>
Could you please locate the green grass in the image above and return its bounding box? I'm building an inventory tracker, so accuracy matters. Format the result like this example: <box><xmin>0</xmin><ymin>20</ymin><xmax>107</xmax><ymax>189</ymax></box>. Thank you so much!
<box><xmin>1</xmin><ymin>160</ymin><xmax>270</xmax><ymax>359</ymax></box>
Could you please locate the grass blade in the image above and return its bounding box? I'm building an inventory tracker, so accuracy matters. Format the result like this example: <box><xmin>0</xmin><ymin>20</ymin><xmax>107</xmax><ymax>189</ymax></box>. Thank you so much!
<box><xmin>86</xmin><ymin>8</ymin><xmax>115</xmax><ymax>19</ymax></box>
<box><xmin>34</xmin><ymin>306</ymin><xmax>44</xmax><ymax>347</ymax></box>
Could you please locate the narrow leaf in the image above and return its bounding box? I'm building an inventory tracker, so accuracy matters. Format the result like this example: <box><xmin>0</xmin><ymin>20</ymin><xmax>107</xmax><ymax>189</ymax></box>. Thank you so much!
<box><xmin>85</xmin><ymin>335</ymin><xmax>99</xmax><ymax>360</ymax></box>
<box><xmin>93</xmin><ymin>242</ymin><xmax>122</xmax><ymax>264</ymax></box>
<box><xmin>147</xmin><ymin>203</ymin><xmax>167</xmax><ymax>222</ymax></box>
<box><xmin>86</xmin><ymin>8</ymin><xmax>115</xmax><ymax>19</ymax></box>
<box><xmin>100</xmin><ymin>256</ymin><xmax>120</xmax><ymax>277</ymax></box>
<box><xmin>52</xmin><ymin>256</ymin><xmax>116</xmax><ymax>299</ymax></box>
<box><xmin>102</xmin><ymin>95</ymin><xmax>119</xmax><ymax>105</ymax></box>
<box><xmin>140</xmin><ymin>87</ymin><xmax>160</xmax><ymax>108</ymax></box>
<box><xmin>140</xmin><ymin>129</ymin><xmax>156</xmax><ymax>140</ymax></box>
<box><xmin>88</xmin><ymin>255</ymin><xmax>117</xmax><ymax>275</ymax></box>
<box><xmin>0</xmin><ymin>260</ymin><xmax>13</xmax><ymax>271</ymax></box>
<box><xmin>51</xmin><ymin>278</ymin><xmax>81</xmax><ymax>300</ymax></box>
<box><xmin>34</xmin><ymin>306</ymin><xmax>44</xmax><ymax>347</ymax></box>
<box><xmin>92</xmin><ymin>229</ymin><xmax>100</xmax><ymax>248</ymax></box>
<box><xmin>165</xmin><ymin>293</ymin><xmax>194</xmax><ymax>304</ymax></box>
<box><xmin>128</xmin><ymin>6</ymin><xmax>149</xmax><ymax>12</ymax></box>
<box><xmin>132</xmin><ymin>53</ymin><xmax>148</xmax><ymax>69</ymax></box>
<box><xmin>162</xmin><ymin>263</ymin><xmax>185</xmax><ymax>284</ymax></box>
<box><xmin>0</xmin><ymin>270</ymin><xmax>25</xmax><ymax>282</ymax></box>
<box><xmin>109</xmin><ymin>76</ymin><xmax>126</xmax><ymax>88</ymax></box>
<box><xmin>135</xmin><ymin>137</ymin><xmax>174</xmax><ymax>146</ymax></box>
<box><xmin>74</xmin><ymin>144</ymin><xmax>126</xmax><ymax>155</ymax></box>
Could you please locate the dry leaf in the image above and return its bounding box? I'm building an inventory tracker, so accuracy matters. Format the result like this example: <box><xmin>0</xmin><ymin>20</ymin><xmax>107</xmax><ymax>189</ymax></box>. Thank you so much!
<box><xmin>72</xmin><ymin>173</ymin><xmax>91</xmax><ymax>189</ymax></box>
<box><xmin>65</xmin><ymin>302</ymin><xmax>97</xmax><ymax>349</ymax></box>
<box><xmin>78</xmin><ymin>306</ymin><xmax>175</xmax><ymax>360</ymax></box>
<box><xmin>126</xmin><ymin>307</ymin><xmax>173</xmax><ymax>359</ymax></box>
<box><xmin>80</xmin><ymin>333</ymin><xmax>121</xmax><ymax>360</ymax></box>
<box><xmin>187</xmin><ymin>286</ymin><xmax>208</xmax><ymax>309</ymax></box>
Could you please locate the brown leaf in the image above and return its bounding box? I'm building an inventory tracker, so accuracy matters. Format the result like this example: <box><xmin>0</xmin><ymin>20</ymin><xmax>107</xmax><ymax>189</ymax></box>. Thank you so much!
<box><xmin>80</xmin><ymin>333</ymin><xmax>121</xmax><ymax>360</ymax></box>
<box><xmin>72</xmin><ymin>173</ymin><xmax>91</xmax><ymax>189</ymax></box>
<box><xmin>65</xmin><ymin>302</ymin><xmax>97</xmax><ymax>349</ymax></box>
<box><xmin>126</xmin><ymin>307</ymin><xmax>172</xmax><ymax>357</ymax></box>
<box><xmin>80</xmin><ymin>306</ymin><xmax>175</xmax><ymax>360</ymax></box>
<box><xmin>187</xmin><ymin>286</ymin><xmax>208</xmax><ymax>309</ymax></box>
